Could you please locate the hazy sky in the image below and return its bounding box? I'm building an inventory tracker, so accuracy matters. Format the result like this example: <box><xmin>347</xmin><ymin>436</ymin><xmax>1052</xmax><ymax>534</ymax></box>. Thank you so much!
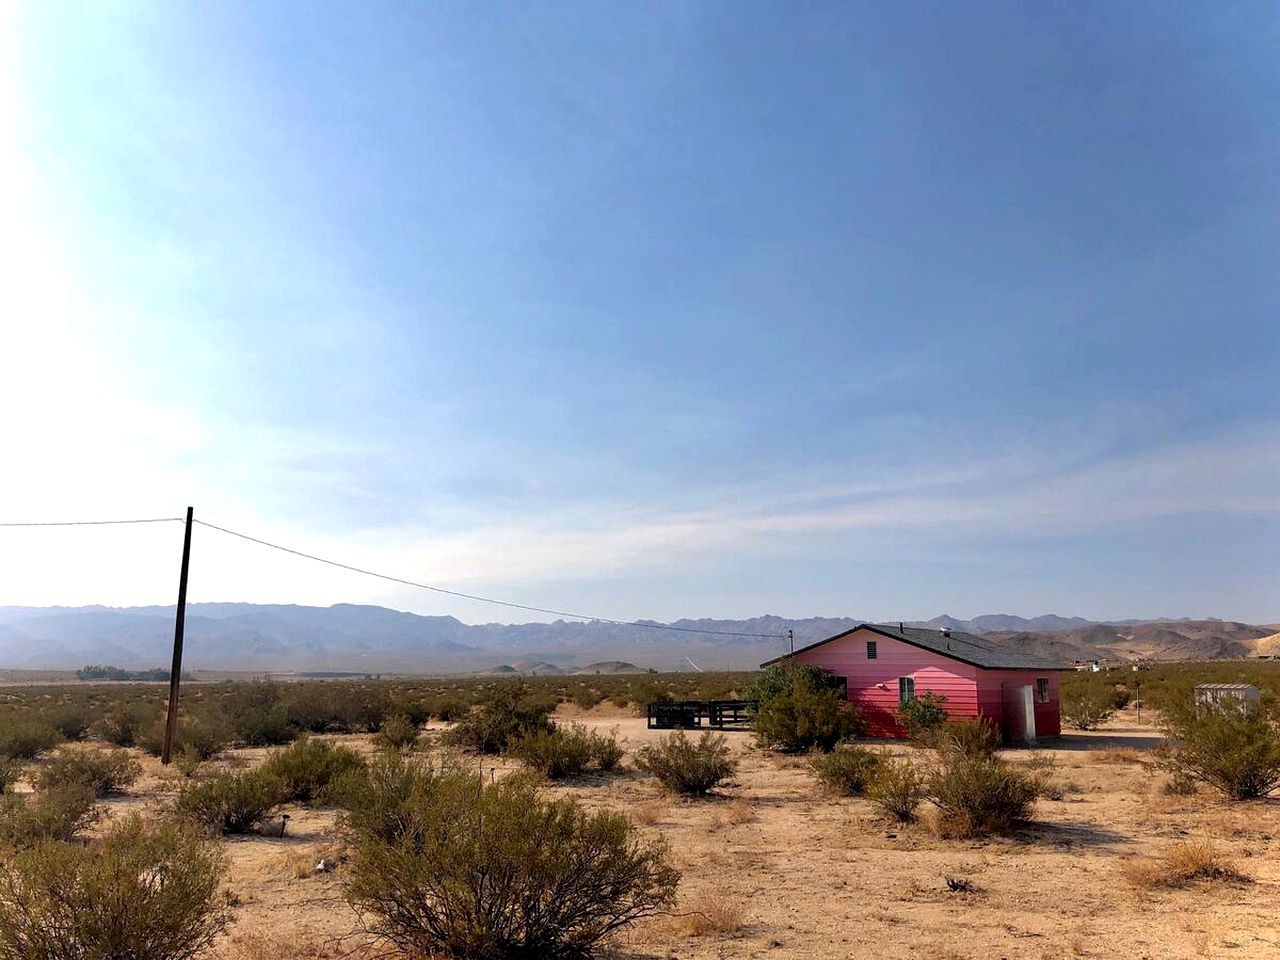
<box><xmin>1</xmin><ymin>3</ymin><xmax>1276</xmax><ymax>624</ymax></box>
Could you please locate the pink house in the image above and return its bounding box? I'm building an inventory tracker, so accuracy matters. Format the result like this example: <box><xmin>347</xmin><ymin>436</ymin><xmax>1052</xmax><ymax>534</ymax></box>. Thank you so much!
<box><xmin>762</xmin><ymin>623</ymin><xmax>1070</xmax><ymax>742</ymax></box>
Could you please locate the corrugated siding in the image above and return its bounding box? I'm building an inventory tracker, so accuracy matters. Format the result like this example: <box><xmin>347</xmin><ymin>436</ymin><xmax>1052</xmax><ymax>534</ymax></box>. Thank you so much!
<box><xmin>792</xmin><ymin>627</ymin><xmax>981</xmax><ymax>737</ymax></box>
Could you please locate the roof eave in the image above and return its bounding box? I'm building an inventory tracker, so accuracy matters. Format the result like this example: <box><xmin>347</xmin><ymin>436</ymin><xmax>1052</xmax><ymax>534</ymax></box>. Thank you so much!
<box><xmin>759</xmin><ymin>622</ymin><xmax>1073</xmax><ymax>671</ymax></box>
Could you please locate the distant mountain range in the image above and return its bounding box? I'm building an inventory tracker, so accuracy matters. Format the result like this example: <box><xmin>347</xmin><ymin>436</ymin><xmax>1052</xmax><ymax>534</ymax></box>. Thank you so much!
<box><xmin>0</xmin><ymin>604</ymin><xmax>1273</xmax><ymax>673</ymax></box>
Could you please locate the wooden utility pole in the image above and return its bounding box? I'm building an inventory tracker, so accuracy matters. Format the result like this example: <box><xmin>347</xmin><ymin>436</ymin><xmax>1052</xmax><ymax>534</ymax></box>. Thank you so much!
<box><xmin>788</xmin><ymin>629</ymin><xmax>794</xmax><ymax>655</ymax></box>
<box><xmin>161</xmin><ymin>506</ymin><xmax>194</xmax><ymax>765</ymax></box>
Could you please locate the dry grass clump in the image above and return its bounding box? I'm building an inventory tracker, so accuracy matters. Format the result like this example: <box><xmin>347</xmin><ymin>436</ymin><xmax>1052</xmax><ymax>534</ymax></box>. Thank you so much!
<box><xmin>667</xmin><ymin>895</ymin><xmax>746</xmax><ymax>937</ymax></box>
<box><xmin>1121</xmin><ymin>840</ymin><xmax>1252</xmax><ymax>890</ymax></box>
<box><xmin>629</xmin><ymin>800</ymin><xmax>668</xmax><ymax>826</ymax></box>
<box><xmin>707</xmin><ymin>798</ymin><xmax>756</xmax><ymax>832</ymax></box>
<box><xmin>1091</xmin><ymin>747</ymin><xmax>1146</xmax><ymax>765</ymax></box>
<box><xmin>219</xmin><ymin>932</ymin><xmax>375</xmax><ymax>959</ymax></box>
<box><xmin>265</xmin><ymin>842</ymin><xmax>348</xmax><ymax>880</ymax></box>
<box><xmin>1161</xmin><ymin>773</ymin><xmax>1198</xmax><ymax>796</ymax></box>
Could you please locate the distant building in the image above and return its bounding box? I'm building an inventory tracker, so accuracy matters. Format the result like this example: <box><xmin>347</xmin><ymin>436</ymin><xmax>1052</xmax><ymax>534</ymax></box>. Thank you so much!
<box><xmin>762</xmin><ymin>623</ymin><xmax>1070</xmax><ymax>744</ymax></box>
<box><xmin>1194</xmin><ymin>683</ymin><xmax>1260</xmax><ymax>708</ymax></box>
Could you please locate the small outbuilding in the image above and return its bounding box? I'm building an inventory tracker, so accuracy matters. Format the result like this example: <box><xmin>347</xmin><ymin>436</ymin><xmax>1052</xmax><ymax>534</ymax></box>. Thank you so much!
<box><xmin>761</xmin><ymin>622</ymin><xmax>1071</xmax><ymax>743</ymax></box>
<box><xmin>1194</xmin><ymin>683</ymin><xmax>1260</xmax><ymax>708</ymax></box>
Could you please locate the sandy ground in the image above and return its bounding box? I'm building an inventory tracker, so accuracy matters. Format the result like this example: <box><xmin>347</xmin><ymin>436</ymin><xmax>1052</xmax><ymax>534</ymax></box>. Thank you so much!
<box><xmin>83</xmin><ymin>706</ymin><xmax>1280</xmax><ymax>960</ymax></box>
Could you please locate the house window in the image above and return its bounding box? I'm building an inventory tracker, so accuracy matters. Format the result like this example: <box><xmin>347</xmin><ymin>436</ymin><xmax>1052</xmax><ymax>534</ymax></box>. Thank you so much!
<box><xmin>831</xmin><ymin>676</ymin><xmax>848</xmax><ymax>700</ymax></box>
<box><xmin>899</xmin><ymin>676</ymin><xmax>915</xmax><ymax>704</ymax></box>
<box><xmin>866</xmin><ymin>641</ymin><xmax>877</xmax><ymax>660</ymax></box>
<box><xmin>1036</xmin><ymin>678</ymin><xmax>1049</xmax><ymax>703</ymax></box>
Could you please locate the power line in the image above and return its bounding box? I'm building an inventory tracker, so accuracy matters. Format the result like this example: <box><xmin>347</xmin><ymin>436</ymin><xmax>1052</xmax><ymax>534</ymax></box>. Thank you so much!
<box><xmin>0</xmin><ymin>517</ymin><xmax>185</xmax><ymax>527</ymax></box>
<box><xmin>193</xmin><ymin>517</ymin><xmax>787</xmax><ymax>640</ymax></box>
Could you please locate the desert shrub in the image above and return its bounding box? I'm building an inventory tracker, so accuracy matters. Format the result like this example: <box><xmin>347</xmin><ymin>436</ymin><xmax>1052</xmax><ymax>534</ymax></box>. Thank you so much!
<box><xmin>867</xmin><ymin>758</ymin><xmax>926</xmax><ymax>822</ymax></box>
<box><xmin>0</xmin><ymin>762</ymin><xmax>19</xmax><ymax>795</ymax></box>
<box><xmin>0</xmin><ymin>721</ymin><xmax>61</xmax><ymax>761</ymax></box>
<box><xmin>0</xmin><ymin>783</ymin><xmax>98</xmax><ymax>848</ymax></box>
<box><xmin>511</xmin><ymin>723</ymin><xmax>622</xmax><ymax>780</ymax></box>
<box><xmin>1159</xmin><ymin>698</ymin><xmax>1280</xmax><ymax>799</ymax></box>
<box><xmin>1121</xmin><ymin>840</ymin><xmax>1251</xmax><ymax>889</ymax></box>
<box><xmin>573</xmin><ymin>687</ymin><xmax>603</xmax><ymax>710</ymax></box>
<box><xmin>926</xmin><ymin>750</ymin><xmax>1040</xmax><ymax>837</ymax></box>
<box><xmin>511</xmin><ymin>726</ymin><xmax>594</xmax><ymax>779</ymax></box>
<box><xmin>809</xmin><ymin>746</ymin><xmax>886</xmax><ymax>796</ymax></box>
<box><xmin>928</xmin><ymin>718</ymin><xmax>1001</xmax><ymax>758</ymax></box>
<box><xmin>0</xmin><ymin>814</ymin><xmax>230</xmax><ymax>960</ymax></box>
<box><xmin>223</xmin><ymin>680</ymin><xmax>295</xmax><ymax>746</ymax></box>
<box><xmin>442</xmin><ymin>684</ymin><xmax>555</xmax><ymax>755</ymax></box>
<box><xmin>745</xmin><ymin>662</ymin><xmax>845</xmax><ymax>703</ymax></box>
<box><xmin>260</xmin><ymin>736</ymin><xmax>366</xmax><ymax>804</ymax></box>
<box><xmin>1061</xmin><ymin>684</ymin><xmax>1116</xmax><ymax>730</ymax></box>
<box><xmin>373</xmin><ymin>714</ymin><xmax>419</xmax><ymax>752</ymax></box>
<box><xmin>174</xmin><ymin>770</ymin><xmax>283</xmax><ymax>834</ymax></box>
<box><xmin>897</xmin><ymin>692</ymin><xmax>949</xmax><ymax>741</ymax></box>
<box><xmin>342</xmin><ymin>757</ymin><xmax>678</xmax><ymax>959</ymax></box>
<box><xmin>750</xmin><ymin>664</ymin><xmax>863</xmax><ymax>753</ymax></box>
<box><xmin>428</xmin><ymin>697</ymin><xmax>469</xmax><ymax>722</ymax></box>
<box><xmin>635</xmin><ymin>731</ymin><xmax>736</xmax><ymax>796</ymax></box>
<box><xmin>590</xmin><ymin>728</ymin><xmax>624</xmax><ymax>771</ymax></box>
<box><xmin>92</xmin><ymin>702</ymin><xmax>157</xmax><ymax>748</ymax></box>
<box><xmin>627</xmin><ymin>682</ymin><xmax>673</xmax><ymax>711</ymax></box>
<box><xmin>232</xmin><ymin>707</ymin><xmax>295</xmax><ymax>746</ymax></box>
<box><xmin>1109</xmin><ymin>685</ymin><xmax>1133</xmax><ymax>710</ymax></box>
<box><xmin>35</xmin><ymin>747</ymin><xmax>141</xmax><ymax>798</ymax></box>
<box><xmin>136</xmin><ymin>711</ymin><xmax>231</xmax><ymax>761</ymax></box>
<box><xmin>39</xmin><ymin>705</ymin><xmax>95</xmax><ymax>742</ymax></box>
<box><xmin>388</xmin><ymin>697</ymin><xmax>432</xmax><ymax>727</ymax></box>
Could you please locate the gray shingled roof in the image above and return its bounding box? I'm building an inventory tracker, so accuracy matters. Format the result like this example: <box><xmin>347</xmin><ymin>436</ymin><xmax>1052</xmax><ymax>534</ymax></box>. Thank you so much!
<box><xmin>763</xmin><ymin>622</ymin><xmax>1071</xmax><ymax>671</ymax></box>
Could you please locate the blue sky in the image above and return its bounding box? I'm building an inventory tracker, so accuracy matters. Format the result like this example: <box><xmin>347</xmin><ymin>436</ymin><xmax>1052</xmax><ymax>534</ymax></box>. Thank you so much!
<box><xmin>1</xmin><ymin>2</ymin><xmax>1276</xmax><ymax>623</ymax></box>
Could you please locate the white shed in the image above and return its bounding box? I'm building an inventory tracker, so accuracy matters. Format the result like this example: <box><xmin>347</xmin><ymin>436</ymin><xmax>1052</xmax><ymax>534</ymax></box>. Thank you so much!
<box><xmin>1194</xmin><ymin>683</ymin><xmax>1261</xmax><ymax>708</ymax></box>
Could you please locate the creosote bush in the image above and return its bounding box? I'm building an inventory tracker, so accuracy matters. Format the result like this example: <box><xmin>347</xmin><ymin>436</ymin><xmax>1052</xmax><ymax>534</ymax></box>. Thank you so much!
<box><xmin>137</xmin><ymin>712</ymin><xmax>231</xmax><ymax>761</ymax></box>
<box><xmin>635</xmin><ymin>731</ymin><xmax>736</xmax><ymax>797</ymax></box>
<box><xmin>175</xmin><ymin>769</ymin><xmax>283</xmax><ymax>834</ymax></box>
<box><xmin>926</xmin><ymin>748</ymin><xmax>1040</xmax><ymax>838</ymax></box>
<box><xmin>926</xmin><ymin>718</ymin><xmax>1001</xmax><ymax>758</ymax></box>
<box><xmin>92</xmin><ymin>702</ymin><xmax>157</xmax><ymax>748</ymax></box>
<box><xmin>34</xmin><ymin>747</ymin><xmax>141</xmax><ymax>798</ymax></box>
<box><xmin>342</xmin><ymin>754</ymin><xmax>678</xmax><ymax>960</ymax></box>
<box><xmin>1159</xmin><ymin>698</ymin><xmax>1280</xmax><ymax>800</ymax></box>
<box><xmin>809</xmin><ymin>746</ymin><xmax>886</xmax><ymax>796</ymax></box>
<box><xmin>261</xmin><ymin>736</ymin><xmax>368</xmax><ymax>804</ymax></box>
<box><xmin>896</xmin><ymin>692</ymin><xmax>949</xmax><ymax>741</ymax></box>
<box><xmin>868</xmin><ymin>758</ymin><xmax>926</xmax><ymax>823</ymax></box>
<box><xmin>39</xmin><ymin>705</ymin><xmax>95</xmax><ymax>743</ymax></box>
<box><xmin>0</xmin><ymin>815</ymin><xmax>230</xmax><ymax>960</ymax></box>
<box><xmin>0</xmin><ymin>783</ymin><xmax>99</xmax><ymax>849</ymax></box>
<box><xmin>1061</xmin><ymin>684</ymin><xmax>1117</xmax><ymax>731</ymax></box>
<box><xmin>511</xmin><ymin>724</ymin><xmax>624</xmax><ymax>780</ymax></box>
<box><xmin>373</xmin><ymin>714</ymin><xmax>420</xmax><ymax>752</ymax></box>
<box><xmin>748</xmin><ymin>662</ymin><xmax>862</xmax><ymax>753</ymax></box>
<box><xmin>0</xmin><ymin>722</ymin><xmax>61</xmax><ymax>762</ymax></box>
<box><xmin>0</xmin><ymin>763</ymin><xmax>19</xmax><ymax>795</ymax></box>
<box><xmin>442</xmin><ymin>683</ymin><xmax>555</xmax><ymax>755</ymax></box>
